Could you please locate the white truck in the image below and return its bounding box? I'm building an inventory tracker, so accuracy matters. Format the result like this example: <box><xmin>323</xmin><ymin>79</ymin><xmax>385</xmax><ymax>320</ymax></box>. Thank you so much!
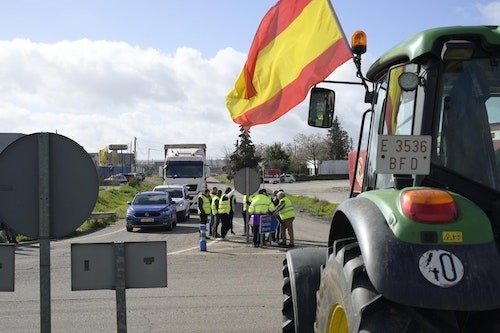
<box><xmin>162</xmin><ymin>144</ymin><xmax>209</xmax><ymax>211</ymax></box>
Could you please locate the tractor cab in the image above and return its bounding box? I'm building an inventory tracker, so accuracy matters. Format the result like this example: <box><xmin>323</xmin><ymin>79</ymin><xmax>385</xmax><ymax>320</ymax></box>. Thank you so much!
<box><xmin>310</xmin><ymin>27</ymin><xmax>500</xmax><ymax>230</ymax></box>
<box><xmin>286</xmin><ymin>26</ymin><xmax>500</xmax><ymax>333</ymax></box>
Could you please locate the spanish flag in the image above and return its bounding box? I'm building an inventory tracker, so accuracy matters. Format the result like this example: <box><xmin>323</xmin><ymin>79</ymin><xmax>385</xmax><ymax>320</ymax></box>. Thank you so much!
<box><xmin>226</xmin><ymin>0</ymin><xmax>352</xmax><ymax>129</ymax></box>
<box><xmin>385</xmin><ymin>66</ymin><xmax>404</xmax><ymax>134</ymax></box>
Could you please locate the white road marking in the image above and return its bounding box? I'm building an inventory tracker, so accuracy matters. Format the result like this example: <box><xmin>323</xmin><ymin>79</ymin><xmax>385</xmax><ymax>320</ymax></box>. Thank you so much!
<box><xmin>58</xmin><ymin>220</ymin><xmax>284</xmax><ymax>255</ymax></box>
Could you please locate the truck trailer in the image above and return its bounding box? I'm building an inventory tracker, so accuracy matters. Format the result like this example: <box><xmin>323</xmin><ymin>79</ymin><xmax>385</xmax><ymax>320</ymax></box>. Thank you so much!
<box><xmin>162</xmin><ymin>144</ymin><xmax>209</xmax><ymax>211</ymax></box>
<box><xmin>283</xmin><ymin>26</ymin><xmax>500</xmax><ymax>332</ymax></box>
<box><xmin>264</xmin><ymin>168</ymin><xmax>282</xmax><ymax>183</ymax></box>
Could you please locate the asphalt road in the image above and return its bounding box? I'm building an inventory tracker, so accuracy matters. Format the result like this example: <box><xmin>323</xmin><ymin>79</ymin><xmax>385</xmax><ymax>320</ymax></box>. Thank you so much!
<box><xmin>0</xmin><ymin>179</ymin><xmax>349</xmax><ymax>332</ymax></box>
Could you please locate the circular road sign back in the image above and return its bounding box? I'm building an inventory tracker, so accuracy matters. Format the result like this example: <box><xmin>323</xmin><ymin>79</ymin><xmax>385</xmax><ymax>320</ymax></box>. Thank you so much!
<box><xmin>0</xmin><ymin>133</ymin><xmax>99</xmax><ymax>238</ymax></box>
<box><xmin>233</xmin><ymin>167</ymin><xmax>260</xmax><ymax>195</ymax></box>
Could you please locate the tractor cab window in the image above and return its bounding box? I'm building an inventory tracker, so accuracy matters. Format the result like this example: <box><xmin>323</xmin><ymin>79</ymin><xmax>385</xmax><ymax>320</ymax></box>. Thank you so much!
<box><xmin>383</xmin><ymin>64</ymin><xmax>418</xmax><ymax>135</ymax></box>
<box><xmin>372</xmin><ymin>64</ymin><xmax>419</xmax><ymax>190</ymax></box>
<box><xmin>434</xmin><ymin>57</ymin><xmax>500</xmax><ymax>191</ymax></box>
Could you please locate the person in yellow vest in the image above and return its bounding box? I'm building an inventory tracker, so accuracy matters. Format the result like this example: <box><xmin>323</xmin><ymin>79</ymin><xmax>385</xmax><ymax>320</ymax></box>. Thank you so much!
<box><xmin>218</xmin><ymin>187</ymin><xmax>235</xmax><ymax>239</ymax></box>
<box><xmin>248</xmin><ymin>189</ymin><xmax>275</xmax><ymax>247</ymax></box>
<box><xmin>209</xmin><ymin>187</ymin><xmax>219</xmax><ymax>236</ymax></box>
<box><xmin>269</xmin><ymin>190</ymin><xmax>281</xmax><ymax>244</ymax></box>
<box><xmin>274</xmin><ymin>191</ymin><xmax>296</xmax><ymax>247</ymax></box>
<box><xmin>241</xmin><ymin>193</ymin><xmax>255</xmax><ymax>236</ymax></box>
<box><xmin>229</xmin><ymin>191</ymin><xmax>237</xmax><ymax>235</ymax></box>
<box><xmin>197</xmin><ymin>189</ymin><xmax>212</xmax><ymax>239</ymax></box>
<box><xmin>211</xmin><ymin>189</ymin><xmax>222</xmax><ymax>238</ymax></box>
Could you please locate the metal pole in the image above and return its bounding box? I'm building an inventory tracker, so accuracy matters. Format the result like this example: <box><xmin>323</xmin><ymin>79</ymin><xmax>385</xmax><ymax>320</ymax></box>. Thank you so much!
<box><xmin>38</xmin><ymin>133</ymin><xmax>51</xmax><ymax>333</ymax></box>
<box><xmin>115</xmin><ymin>242</ymin><xmax>127</xmax><ymax>333</ymax></box>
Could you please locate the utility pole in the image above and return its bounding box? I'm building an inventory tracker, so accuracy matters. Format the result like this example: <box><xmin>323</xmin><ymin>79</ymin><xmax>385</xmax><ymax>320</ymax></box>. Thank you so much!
<box><xmin>133</xmin><ymin>137</ymin><xmax>137</xmax><ymax>172</ymax></box>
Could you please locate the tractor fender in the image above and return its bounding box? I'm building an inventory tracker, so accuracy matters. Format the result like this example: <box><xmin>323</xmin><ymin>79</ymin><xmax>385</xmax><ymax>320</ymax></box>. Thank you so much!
<box><xmin>332</xmin><ymin>197</ymin><xmax>500</xmax><ymax>311</ymax></box>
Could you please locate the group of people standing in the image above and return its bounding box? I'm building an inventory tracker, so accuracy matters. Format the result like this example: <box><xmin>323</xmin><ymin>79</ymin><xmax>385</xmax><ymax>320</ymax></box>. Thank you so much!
<box><xmin>198</xmin><ymin>186</ymin><xmax>236</xmax><ymax>240</ymax></box>
<box><xmin>199</xmin><ymin>185</ymin><xmax>295</xmax><ymax>248</ymax></box>
<box><xmin>245</xmin><ymin>188</ymin><xmax>295</xmax><ymax>248</ymax></box>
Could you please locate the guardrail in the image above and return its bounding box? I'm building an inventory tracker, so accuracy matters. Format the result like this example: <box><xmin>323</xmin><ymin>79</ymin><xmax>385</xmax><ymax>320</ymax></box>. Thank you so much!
<box><xmin>88</xmin><ymin>212</ymin><xmax>117</xmax><ymax>221</ymax></box>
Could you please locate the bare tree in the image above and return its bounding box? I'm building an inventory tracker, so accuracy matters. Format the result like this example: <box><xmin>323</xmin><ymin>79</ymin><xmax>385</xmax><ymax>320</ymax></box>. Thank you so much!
<box><xmin>293</xmin><ymin>133</ymin><xmax>329</xmax><ymax>176</ymax></box>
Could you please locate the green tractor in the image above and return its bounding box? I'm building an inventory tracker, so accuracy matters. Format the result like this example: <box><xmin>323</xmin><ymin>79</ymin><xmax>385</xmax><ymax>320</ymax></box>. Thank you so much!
<box><xmin>282</xmin><ymin>26</ymin><xmax>500</xmax><ymax>332</ymax></box>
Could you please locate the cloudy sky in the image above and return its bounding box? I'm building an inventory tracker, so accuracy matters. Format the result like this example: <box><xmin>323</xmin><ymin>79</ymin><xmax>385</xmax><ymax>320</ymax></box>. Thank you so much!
<box><xmin>0</xmin><ymin>1</ymin><xmax>499</xmax><ymax>160</ymax></box>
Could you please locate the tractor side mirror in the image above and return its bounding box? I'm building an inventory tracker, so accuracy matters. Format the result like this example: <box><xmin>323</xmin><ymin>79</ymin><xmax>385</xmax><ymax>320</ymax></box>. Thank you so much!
<box><xmin>308</xmin><ymin>87</ymin><xmax>335</xmax><ymax>128</ymax></box>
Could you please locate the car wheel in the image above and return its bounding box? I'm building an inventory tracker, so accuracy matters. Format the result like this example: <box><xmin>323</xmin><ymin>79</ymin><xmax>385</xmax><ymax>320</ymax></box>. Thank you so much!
<box><xmin>126</xmin><ymin>226</ymin><xmax>133</xmax><ymax>232</ymax></box>
<box><xmin>186</xmin><ymin>209</ymin><xmax>190</xmax><ymax>221</ymax></box>
<box><xmin>165</xmin><ymin>222</ymin><xmax>173</xmax><ymax>231</ymax></box>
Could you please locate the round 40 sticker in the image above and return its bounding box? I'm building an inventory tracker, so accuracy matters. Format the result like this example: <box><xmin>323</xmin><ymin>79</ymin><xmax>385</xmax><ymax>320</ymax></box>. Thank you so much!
<box><xmin>418</xmin><ymin>250</ymin><xmax>464</xmax><ymax>288</ymax></box>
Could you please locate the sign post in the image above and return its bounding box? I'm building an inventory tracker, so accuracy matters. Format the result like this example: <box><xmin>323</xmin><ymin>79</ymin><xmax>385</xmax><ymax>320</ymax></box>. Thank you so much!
<box><xmin>233</xmin><ymin>168</ymin><xmax>260</xmax><ymax>243</ymax></box>
<box><xmin>38</xmin><ymin>133</ymin><xmax>51</xmax><ymax>333</ymax></box>
<box><xmin>0</xmin><ymin>132</ymin><xmax>99</xmax><ymax>332</ymax></box>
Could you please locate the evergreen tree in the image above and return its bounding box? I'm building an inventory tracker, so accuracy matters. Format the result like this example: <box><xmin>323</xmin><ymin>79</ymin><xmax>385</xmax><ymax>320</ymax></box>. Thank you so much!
<box><xmin>228</xmin><ymin>126</ymin><xmax>261</xmax><ymax>178</ymax></box>
<box><xmin>262</xmin><ymin>142</ymin><xmax>291</xmax><ymax>173</ymax></box>
<box><xmin>327</xmin><ymin>116</ymin><xmax>352</xmax><ymax>160</ymax></box>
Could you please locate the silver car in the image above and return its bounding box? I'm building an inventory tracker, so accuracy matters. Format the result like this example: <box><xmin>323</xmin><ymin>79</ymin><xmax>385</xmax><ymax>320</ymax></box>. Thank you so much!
<box><xmin>153</xmin><ymin>184</ymin><xmax>191</xmax><ymax>221</ymax></box>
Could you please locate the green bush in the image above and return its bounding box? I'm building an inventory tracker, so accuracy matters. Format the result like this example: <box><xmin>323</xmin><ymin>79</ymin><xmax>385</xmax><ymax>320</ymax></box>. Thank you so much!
<box><xmin>65</xmin><ymin>181</ymin><xmax>161</xmax><ymax>237</ymax></box>
<box><xmin>128</xmin><ymin>177</ymin><xmax>141</xmax><ymax>187</ymax></box>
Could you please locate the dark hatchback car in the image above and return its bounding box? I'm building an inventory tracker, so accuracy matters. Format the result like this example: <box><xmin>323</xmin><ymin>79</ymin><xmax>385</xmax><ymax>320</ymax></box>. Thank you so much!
<box><xmin>126</xmin><ymin>191</ymin><xmax>177</xmax><ymax>232</ymax></box>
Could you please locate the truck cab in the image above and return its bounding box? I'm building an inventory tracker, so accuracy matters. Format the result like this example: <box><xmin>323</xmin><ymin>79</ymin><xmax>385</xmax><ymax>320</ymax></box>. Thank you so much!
<box><xmin>163</xmin><ymin>144</ymin><xmax>209</xmax><ymax>211</ymax></box>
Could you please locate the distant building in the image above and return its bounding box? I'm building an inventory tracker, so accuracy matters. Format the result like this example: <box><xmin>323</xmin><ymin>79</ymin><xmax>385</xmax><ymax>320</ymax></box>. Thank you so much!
<box><xmin>0</xmin><ymin>133</ymin><xmax>24</xmax><ymax>153</ymax></box>
<box><xmin>492</xmin><ymin>122</ymin><xmax>500</xmax><ymax>150</ymax></box>
<box><xmin>90</xmin><ymin>144</ymin><xmax>135</xmax><ymax>178</ymax></box>
<box><xmin>319</xmin><ymin>160</ymin><xmax>348</xmax><ymax>175</ymax></box>
<box><xmin>307</xmin><ymin>159</ymin><xmax>348</xmax><ymax>176</ymax></box>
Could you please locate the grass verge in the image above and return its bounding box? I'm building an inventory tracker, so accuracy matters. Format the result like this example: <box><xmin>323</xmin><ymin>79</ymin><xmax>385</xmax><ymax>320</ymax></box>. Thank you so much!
<box><xmin>71</xmin><ymin>179</ymin><xmax>159</xmax><ymax>236</ymax></box>
<box><xmin>288</xmin><ymin>195</ymin><xmax>337</xmax><ymax>219</ymax></box>
<box><xmin>15</xmin><ymin>178</ymin><xmax>161</xmax><ymax>242</ymax></box>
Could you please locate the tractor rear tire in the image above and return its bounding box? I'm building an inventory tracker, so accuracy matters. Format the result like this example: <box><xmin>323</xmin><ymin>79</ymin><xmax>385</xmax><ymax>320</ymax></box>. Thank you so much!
<box><xmin>314</xmin><ymin>238</ymin><xmax>460</xmax><ymax>333</ymax></box>
<box><xmin>282</xmin><ymin>247</ymin><xmax>327</xmax><ymax>333</ymax></box>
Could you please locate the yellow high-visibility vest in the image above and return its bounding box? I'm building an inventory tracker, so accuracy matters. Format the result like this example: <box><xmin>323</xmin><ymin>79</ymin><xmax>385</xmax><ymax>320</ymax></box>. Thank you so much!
<box><xmin>248</xmin><ymin>194</ymin><xmax>275</xmax><ymax>214</ymax></box>
<box><xmin>198</xmin><ymin>195</ymin><xmax>211</xmax><ymax>215</ymax></box>
<box><xmin>211</xmin><ymin>195</ymin><xmax>219</xmax><ymax>214</ymax></box>
<box><xmin>218</xmin><ymin>195</ymin><xmax>231</xmax><ymax>214</ymax></box>
<box><xmin>277</xmin><ymin>197</ymin><xmax>295</xmax><ymax>220</ymax></box>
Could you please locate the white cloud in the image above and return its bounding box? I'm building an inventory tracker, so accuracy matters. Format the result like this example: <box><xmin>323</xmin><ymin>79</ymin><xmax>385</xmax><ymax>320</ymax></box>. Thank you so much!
<box><xmin>0</xmin><ymin>39</ymin><xmax>246</xmax><ymax>160</ymax></box>
<box><xmin>477</xmin><ymin>2</ymin><xmax>500</xmax><ymax>22</ymax></box>
<box><xmin>0</xmin><ymin>38</ymin><xmax>368</xmax><ymax>161</ymax></box>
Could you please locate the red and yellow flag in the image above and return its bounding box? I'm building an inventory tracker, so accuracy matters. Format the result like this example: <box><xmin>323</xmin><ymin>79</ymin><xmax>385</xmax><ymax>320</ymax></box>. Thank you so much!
<box><xmin>226</xmin><ymin>0</ymin><xmax>352</xmax><ymax>129</ymax></box>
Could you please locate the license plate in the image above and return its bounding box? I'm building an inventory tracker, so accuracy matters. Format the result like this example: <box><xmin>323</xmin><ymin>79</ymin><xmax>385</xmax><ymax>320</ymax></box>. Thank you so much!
<box><xmin>376</xmin><ymin>135</ymin><xmax>431</xmax><ymax>175</ymax></box>
<box><xmin>141</xmin><ymin>218</ymin><xmax>154</xmax><ymax>222</ymax></box>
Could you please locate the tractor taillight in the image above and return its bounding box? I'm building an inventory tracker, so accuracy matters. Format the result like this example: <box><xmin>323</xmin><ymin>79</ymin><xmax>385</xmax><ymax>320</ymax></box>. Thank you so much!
<box><xmin>400</xmin><ymin>189</ymin><xmax>457</xmax><ymax>224</ymax></box>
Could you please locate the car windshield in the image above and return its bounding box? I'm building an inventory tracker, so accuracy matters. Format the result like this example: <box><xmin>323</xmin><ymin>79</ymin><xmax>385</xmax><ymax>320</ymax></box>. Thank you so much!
<box><xmin>166</xmin><ymin>189</ymin><xmax>183</xmax><ymax>198</ymax></box>
<box><xmin>133</xmin><ymin>193</ymin><xmax>167</xmax><ymax>205</ymax></box>
<box><xmin>433</xmin><ymin>57</ymin><xmax>500</xmax><ymax>191</ymax></box>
